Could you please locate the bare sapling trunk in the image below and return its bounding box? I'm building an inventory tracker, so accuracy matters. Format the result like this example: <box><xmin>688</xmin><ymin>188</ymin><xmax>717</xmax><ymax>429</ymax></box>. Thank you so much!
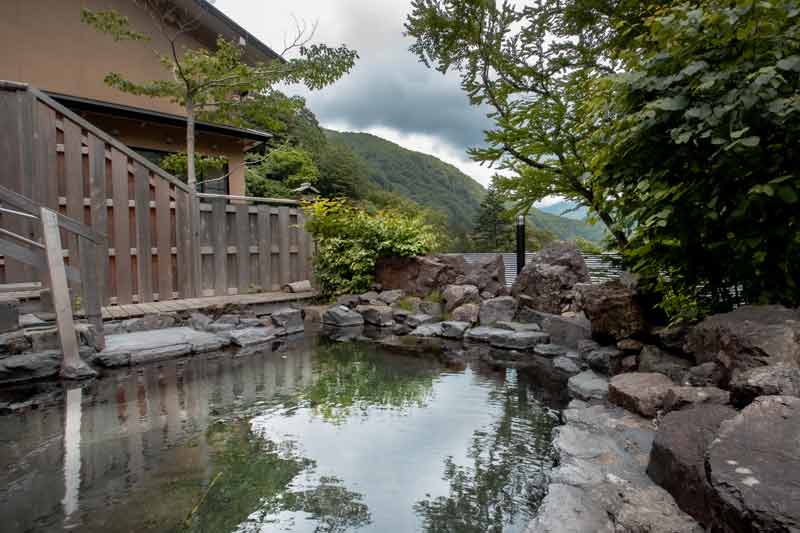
<box><xmin>186</xmin><ymin>95</ymin><xmax>196</xmax><ymax>186</ymax></box>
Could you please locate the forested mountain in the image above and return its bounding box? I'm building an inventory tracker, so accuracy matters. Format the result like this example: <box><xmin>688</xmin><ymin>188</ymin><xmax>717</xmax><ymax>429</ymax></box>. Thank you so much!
<box><xmin>324</xmin><ymin>130</ymin><xmax>485</xmax><ymax>234</ymax></box>
<box><xmin>538</xmin><ymin>200</ymin><xmax>588</xmax><ymax>220</ymax></box>
<box><xmin>528</xmin><ymin>208</ymin><xmax>606</xmax><ymax>243</ymax></box>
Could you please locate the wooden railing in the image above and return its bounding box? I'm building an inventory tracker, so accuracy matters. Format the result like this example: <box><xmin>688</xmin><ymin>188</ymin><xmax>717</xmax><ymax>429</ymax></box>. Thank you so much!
<box><xmin>0</xmin><ymin>81</ymin><xmax>313</xmax><ymax>304</ymax></box>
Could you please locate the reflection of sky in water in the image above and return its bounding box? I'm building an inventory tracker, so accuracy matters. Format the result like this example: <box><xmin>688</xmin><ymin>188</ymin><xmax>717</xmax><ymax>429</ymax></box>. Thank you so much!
<box><xmin>0</xmin><ymin>338</ymin><xmax>558</xmax><ymax>533</ymax></box>
<box><xmin>249</xmin><ymin>369</ymin><xmax>499</xmax><ymax>532</ymax></box>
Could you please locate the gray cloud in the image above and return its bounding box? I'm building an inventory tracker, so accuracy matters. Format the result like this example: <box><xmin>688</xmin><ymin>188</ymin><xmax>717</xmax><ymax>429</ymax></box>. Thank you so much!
<box><xmin>217</xmin><ymin>0</ymin><xmax>494</xmax><ymax>155</ymax></box>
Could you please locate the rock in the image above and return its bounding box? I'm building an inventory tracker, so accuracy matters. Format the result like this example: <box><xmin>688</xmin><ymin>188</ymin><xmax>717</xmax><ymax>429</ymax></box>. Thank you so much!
<box><xmin>573</xmin><ymin>280</ymin><xmax>645</xmax><ymax>342</ymax></box>
<box><xmin>653</xmin><ymin>324</ymin><xmax>691</xmax><ymax>353</ymax></box>
<box><xmin>686</xmin><ymin>304</ymin><xmax>800</xmax><ymax>382</ymax></box>
<box><xmin>620</xmin><ymin>355</ymin><xmax>638</xmax><ymax>373</ymax></box>
<box><xmin>26</xmin><ymin>327</ymin><xmax>61</xmax><ymax>351</ymax></box>
<box><xmin>269</xmin><ymin>308</ymin><xmax>304</xmax><ymax>335</ymax></box>
<box><xmin>441</xmin><ymin>284</ymin><xmax>480</xmax><ymax>313</ymax></box>
<box><xmin>238</xmin><ymin>318</ymin><xmax>263</xmax><ymax>328</ymax></box>
<box><xmin>608</xmin><ymin>372</ymin><xmax>675</xmax><ymax>417</ymax></box>
<box><xmin>0</xmin><ymin>330</ymin><xmax>31</xmax><ymax>355</ymax></box>
<box><xmin>646</xmin><ymin>405</ymin><xmax>738</xmax><ymax>527</ymax></box>
<box><xmin>707</xmin><ymin>396</ymin><xmax>800</xmax><ymax>532</ymax></box>
<box><xmin>228</xmin><ymin>327</ymin><xmax>282</xmax><ymax>347</ymax></box>
<box><xmin>464</xmin><ymin>326</ymin><xmax>508</xmax><ymax>343</ymax></box>
<box><xmin>190</xmin><ymin>312</ymin><xmax>213</xmax><ymax>331</ymax></box>
<box><xmin>322</xmin><ymin>306</ymin><xmax>365</xmax><ymax>327</ymax></box>
<box><xmin>478</xmin><ymin>296</ymin><xmax>517</xmax><ymax>326</ymax></box>
<box><xmin>553</xmin><ymin>356</ymin><xmax>581</xmax><ymax>375</ymax></box>
<box><xmin>409</xmin><ymin>322</ymin><xmax>445</xmax><ymax>337</ymax></box>
<box><xmin>301</xmin><ymin>305</ymin><xmax>329</xmax><ymax>323</ymax></box>
<box><xmin>392</xmin><ymin>309</ymin><xmax>410</xmax><ymax>323</ymax></box>
<box><xmin>661</xmin><ymin>386</ymin><xmax>730</xmax><ymax>413</ymax></box>
<box><xmin>122</xmin><ymin>313</ymin><xmax>177</xmax><ymax>332</ymax></box>
<box><xmin>406</xmin><ymin>313</ymin><xmax>436</xmax><ymax>329</ymax></box>
<box><xmin>377</xmin><ymin>289</ymin><xmax>405</xmax><ymax>305</ymax></box>
<box><xmin>392</xmin><ymin>296</ymin><xmax>421</xmax><ymax>314</ymax></box>
<box><xmin>534</xmin><ymin>343</ymin><xmax>567</xmax><ymax>358</ymax></box>
<box><xmin>419</xmin><ymin>300</ymin><xmax>444</xmax><ymax>318</ymax></box>
<box><xmin>577</xmin><ymin>339</ymin><xmax>601</xmax><ymax>358</ymax></box>
<box><xmin>335</xmin><ymin>295</ymin><xmax>360</xmax><ymax>308</ymax></box>
<box><xmin>98</xmin><ymin>328</ymin><xmax>229</xmax><ymax>367</ymax></box>
<box><xmin>450</xmin><ymin>304</ymin><xmax>478</xmax><ymax>325</ymax></box>
<box><xmin>729</xmin><ymin>362</ymin><xmax>800</xmax><ymax>408</ymax></box>
<box><xmin>567</xmin><ymin>370</ymin><xmax>609</xmax><ymax>401</ymax></box>
<box><xmin>392</xmin><ymin>323</ymin><xmax>412</xmax><ymax>336</ymax></box>
<box><xmin>495</xmin><ymin>321</ymin><xmax>541</xmax><ymax>332</ymax></box>
<box><xmin>638</xmin><ymin>344</ymin><xmax>692</xmax><ymax>383</ymax></box>
<box><xmin>358</xmin><ymin>291</ymin><xmax>380</xmax><ymax>304</ymax></box>
<box><xmin>355</xmin><ymin>305</ymin><xmax>394</xmax><ymax>327</ymax></box>
<box><xmin>511</xmin><ymin>241</ymin><xmax>590</xmax><ymax>314</ymax></box>
<box><xmin>617</xmin><ymin>338</ymin><xmax>643</xmax><ymax>354</ymax></box>
<box><xmin>206</xmin><ymin>321</ymin><xmax>237</xmax><ymax>334</ymax></box>
<box><xmin>489</xmin><ymin>330</ymin><xmax>550</xmax><ymax>350</ymax></box>
<box><xmin>0</xmin><ymin>350</ymin><xmax>62</xmax><ymax>383</ymax></box>
<box><xmin>461</xmin><ymin>254</ymin><xmax>507</xmax><ymax>297</ymax></box>
<box><xmin>585</xmin><ymin>346</ymin><xmax>625</xmax><ymax>376</ymax></box>
<box><xmin>375</xmin><ymin>254</ymin><xmax>468</xmax><ymax>297</ymax></box>
<box><xmin>0</xmin><ymin>300</ymin><xmax>19</xmax><ymax>333</ymax></box>
<box><xmin>687</xmin><ymin>361</ymin><xmax>726</xmax><ymax>387</ymax></box>
<box><xmin>321</xmin><ymin>325</ymin><xmax>363</xmax><ymax>342</ymax></box>
<box><xmin>515</xmin><ymin>309</ymin><xmax>591</xmax><ymax>348</ymax></box>
<box><xmin>130</xmin><ymin>344</ymin><xmax>192</xmax><ymax>364</ymax></box>
<box><xmin>441</xmin><ymin>321</ymin><xmax>470</xmax><ymax>339</ymax></box>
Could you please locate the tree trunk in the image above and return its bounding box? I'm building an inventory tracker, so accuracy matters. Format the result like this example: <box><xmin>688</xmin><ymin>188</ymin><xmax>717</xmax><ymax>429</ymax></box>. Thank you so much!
<box><xmin>186</xmin><ymin>96</ymin><xmax>196</xmax><ymax>187</ymax></box>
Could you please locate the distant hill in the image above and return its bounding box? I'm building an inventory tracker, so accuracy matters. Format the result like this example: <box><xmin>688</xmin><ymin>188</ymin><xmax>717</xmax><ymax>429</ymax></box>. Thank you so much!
<box><xmin>538</xmin><ymin>200</ymin><xmax>589</xmax><ymax>220</ymax></box>
<box><xmin>324</xmin><ymin>129</ymin><xmax>605</xmax><ymax>244</ymax></box>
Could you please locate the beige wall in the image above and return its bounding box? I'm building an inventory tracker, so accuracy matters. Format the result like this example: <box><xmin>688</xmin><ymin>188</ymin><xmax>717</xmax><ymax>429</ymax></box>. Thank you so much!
<box><xmin>0</xmin><ymin>0</ymin><xmax>252</xmax><ymax>195</ymax></box>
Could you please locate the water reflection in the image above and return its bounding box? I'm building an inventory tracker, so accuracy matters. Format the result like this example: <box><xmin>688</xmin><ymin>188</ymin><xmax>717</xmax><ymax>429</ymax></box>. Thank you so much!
<box><xmin>0</xmin><ymin>338</ymin><xmax>559</xmax><ymax>533</ymax></box>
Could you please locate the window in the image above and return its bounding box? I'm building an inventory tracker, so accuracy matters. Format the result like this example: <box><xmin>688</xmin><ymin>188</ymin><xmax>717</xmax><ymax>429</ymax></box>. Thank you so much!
<box><xmin>132</xmin><ymin>147</ymin><xmax>229</xmax><ymax>195</ymax></box>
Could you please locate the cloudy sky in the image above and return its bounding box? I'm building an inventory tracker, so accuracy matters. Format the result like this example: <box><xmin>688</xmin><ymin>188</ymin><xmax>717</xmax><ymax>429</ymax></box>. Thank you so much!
<box><xmin>214</xmin><ymin>0</ymin><xmax>499</xmax><ymax>187</ymax></box>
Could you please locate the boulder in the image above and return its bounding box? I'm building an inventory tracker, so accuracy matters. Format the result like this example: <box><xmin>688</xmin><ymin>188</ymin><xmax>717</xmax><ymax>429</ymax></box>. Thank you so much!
<box><xmin>495</xmin><ymin>321</ymin><xmax>541</xmax><ymax>332</ymax></box>
<box><xmin>441</xmin><ymin>321</ymin><xmax>470</xmax><ymax>339</ymax></box>
<box><xmin>409</xmin><ymin>322</ymin><xmax>445</xmax><ymax>337</ymax></box>
<box><xmin>451</xmin><ymin>303</ymin><xmax>480</xmax><ymax>324</ymax></box>
<box><xmin>646</xmin><ymin>404</ymin><xmax>737</xmax><ymax>527</ymax></box>
<box><xmin>335</xmin><ymin>294</ymin><xmax>360</xmax><ymax>308</ymax></box>
<box><xmin>707</xmin><ymin>396</ymin><xmax>800</xmax><ymax>532</ymax></box>
<box><xmin>392</xmin><ymin>296</ymin><xmax>421</xmax><ymax>314</ymax></box>
<box><xmin>511</xmin><ymin>241</ymin><xmax>590</xmax><ymax>314</ymax></box>
<box><xmin>687</xmin><ymin>362</ymin><xmax>726</xmax><ymax>387</ymax></box>
<box><xmin>489</xmin><ymin>330</ymin><xmax>550</xmax><ymax>350</ymax></box>
<box><xmin>392</xmin><ymin>309</ymin><xmax>410</xmax><ymax>323</ymax></box>
<box><xmin>662</xmin><ymin>386</ymin><xmax>730</xmax><ymax>414</ymax></box>
<box><xmin>617</xmin><ymin>338</ymin><xmax>643</xmax><ymax>354</ymax></box>
<box><xmin>406</xmin><ymin>313</ymin><xmax>436</xmax><ymax>329</ymax></box>
<box><xmin>441</xmin><ymin>284</ymin><xmax>480</xmax><ymax>313</ymax></box>
<box><xmin>685</xmin><ymin>304</ymin><xmax>800</xmax><ymax>381</ymax></box>
<box><xmin>270</xmin><ymin>308</ymin><xmax>304</xmax><ymax>335</ymax></box>
<box><xmin>0</xmin><ymin>330</ymin><xmax>31</xmax><ymax>355</ymax></box>
<box><xmin>729</xmin><ymin>362</ymin><xmax>800</xmax><ymax>408</ymax></box>
<box><xmin>189</xmin><ymin>312</ymin><xmax>213</xmax><ymax>331</ymax></box>
<box><xmin>653</xmin><ymin>324</ymin><xmax>691</xmax><ymax>353</ymax></box>
<box><xmin>376</xmin><ymin>289</ymin><xmax>404</xmax><ymax>306</ymax></box>
<box><xmin>534</xmin><ymin>343</ymin><xmax>567</xmax><ymax>358</ymax></box>
<box><xmin>567</xmin><ymin>370</ymin><xmax>609</xmax><ymax>401</ymax></box>
<box><xmin>608</xmin><ymin>372</ymin><xmax>675</xmax><ymax>417</ymax></box>
<box><xmin>228</xmin><ymin>327</ymin><xmax>282</xmax><ymax>347</ymax></box>
<box><xmin>553</xmin><ymin>356</ymin><xmax>581</xmax><ymax>375</ymax></box>
<box><xmin>460</xmin><ymin>254</ymin><xmax>507</xmax><ymax>297</ymax></box>
<box><xmin>302</xmin><ymin>305</ymin><xmax>329</xmax><ymax>323</ymax></box>
<box><xmin>515</xmin><ymin>309</ymin><xmax>591</xmax><ymax>348</ymax></box>
<box><xmin>419</xmin><ymin>300</ymin><xmax>444</xmax><ymax>318</ymax></box>
<box><xmin>358</xmin><ymin>291</ymin><xmax>381</xmax><ymax>304</ymax></box>
<box><xmin>464</xmin><ymin>326</ymin><xmax>508</xmax><ymax>343</ymax></box>
<box><xmin>638</xmin><ymin>344</ymin><xmax>692</xmax><ymax>384</ymax></box>
<box><xmin>375</xmin><ymin>254</ymin><xmax>468</xmax><ymax>297</ymax></box>
<box><xmin>0</xmin><ymin>350</ymin><xmax>61</xmax><ymax>383</ymax></box>
<box><xmin>0</xmin><ymin>300</ymin><xmax>19</xmax><ymax>333</ymax></box>
<box><xmin>585</xmin><ymin>346</ymin><xmax>625</xmax><ymax>376</ymax></box>
<box><xmin>573</xmin><ymin>280</ymin><xmax>645</xmax><ymax>342</ymax></box>
<box><xmin>322</xmin><ymin>306</ymin><xmax>365</xmax><ymax>327</ymax></box>
<box><xmin>478</xmin><ymin>296</ymin><xmax>517</xmax><ymax>326</ymax></box>
<box><xmin>355</xmin><ymin>305</ymin><xmax>394</xmax><ymax>327</ymax></box>
<box><xmin>122</xmin><ymin>313</ymin><xmax>177</xmax><ymax>332</ymax></box>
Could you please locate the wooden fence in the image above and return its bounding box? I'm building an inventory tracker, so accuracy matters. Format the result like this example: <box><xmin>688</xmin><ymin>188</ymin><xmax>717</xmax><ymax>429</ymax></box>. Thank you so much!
<box><xmin>0</xmin><ymin>81</ymin><xmax>312</xmax><ymax>305</ymax></box>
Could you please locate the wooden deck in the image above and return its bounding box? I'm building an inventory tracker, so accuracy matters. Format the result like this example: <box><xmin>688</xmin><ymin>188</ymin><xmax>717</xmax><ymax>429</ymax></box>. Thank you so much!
<box><xmin>96</xmin><ymin>291</ymin><xmax>317</xmax><ymax>320</ymax></box>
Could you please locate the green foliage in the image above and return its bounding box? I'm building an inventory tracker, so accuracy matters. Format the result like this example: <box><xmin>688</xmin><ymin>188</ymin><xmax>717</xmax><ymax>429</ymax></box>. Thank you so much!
<box><xmin>304</xmin><ymin>198</ymin><xmax>440</xmax><ymax>297</ymax></box>
<box><xmin>80</xmin><ymin>9</ymin><xmax>148</xmax><ymax>42</ymax></box>
<box><xmin>574</xmin><ymin>237</ymin><xmax>603</xmax><ymax>254</ymax></box>
<box><xmin>247</xmin><ymin>146</ymin><xmax>319</xmax><ymax>188</ymax></box>
<box><xmin>472</xmin><ymin>185</ymin><xmax>514</xmax><ymax>252</ymax></box>
<box><xmin>589</xmin><ymin>0</ymin><xmax>800</xmax><ymax>309</ymax></box>
<box><xmin>159</xmin><ymin>152</ymin><xmax>227</xmax><ymax>180</ymax></box>
<box><xmin>654</xmin><ymin>276</ymin><xmax>712</xmax><ymax>327</ymax></box>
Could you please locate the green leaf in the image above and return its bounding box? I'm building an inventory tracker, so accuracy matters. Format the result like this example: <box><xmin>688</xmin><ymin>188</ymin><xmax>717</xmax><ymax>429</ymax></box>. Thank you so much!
<box><xmin>739</xmin><ymin>136</ymin><xmax>761</xmax><ymax>147</ymax></box>
<box><xmin>777</xmin><ymin>55</ymin><xmax>800</xmax><ymax>71</ymax></box>
<box><xmin>651</xmin><ymin>96</ymin><xmax>689</xmax><ymax>111</ymax></box>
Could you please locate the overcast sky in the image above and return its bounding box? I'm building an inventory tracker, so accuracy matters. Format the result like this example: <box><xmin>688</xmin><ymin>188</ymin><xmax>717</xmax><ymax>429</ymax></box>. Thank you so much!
<box><xmin>214</xmin><ymin>0</ymin><xmax>499</xmax><ymax>187</ymax></box>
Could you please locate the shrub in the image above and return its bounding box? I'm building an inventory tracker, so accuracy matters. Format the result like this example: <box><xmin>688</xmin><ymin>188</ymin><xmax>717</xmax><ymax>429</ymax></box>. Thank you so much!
<box><xmin>304</xmin><ymin>198</ymin><xmax>439</xmax><ymax>297</ymax></box>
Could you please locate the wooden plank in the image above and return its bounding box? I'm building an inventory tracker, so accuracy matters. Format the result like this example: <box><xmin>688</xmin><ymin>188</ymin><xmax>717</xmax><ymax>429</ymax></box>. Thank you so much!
<box><xmin>235</xmin><ymin>203</ymin><xmax>249</xmax><ymax>293</ymax></box>
<box><xmin>175</xmin><ymin>190</ymin><xmax>191</xmax><ymax>298</ymax></box>
<box><xmin>133</xmin><ymin>163</ymin><xmax>152</xmax><ymax>302</ymax></box>
<box><xmin>277</xmin><ymin>206</ymin><xmax>290</xmax><ymax>286</ymax></box>
<box><xmin>104</xmin><ymin>305</ymin><xmax>126</xmax><ymax>320</ymax></box>
<box><xmin>62</xmin><ymin>119</ymin><xmax>84</xmax><ymax>273</ymax></box>
<box><xmin>190</xmin><ymin>192</ymin><xmax>202</xmax><ymax>297</ymax></box>
<box><xmin>296</xmin><ymin>210</ymin><xmax>309</xmax><ymax>281</ymax></box>
<box><xmin>111</xmin><ymin>150</ymin><xmax>132</xmax><ymax>304</ymax></box>
<box><xmin>0</xmin><ymin>90</ymin><xmax>25</xmax><ymax>282</ymax></box>
<box><xmin>0</xmin><ymin>234</ymin><xmax>80</xmax><ymax>282</ymax></box>
<box><xmin>257</xmin><ymin>205</ymin><xmax>270</xmax><ymax>292</ymax></box>
<box><xmin>211</xmin><ymin>198</ymin><xmax>227</xmax><ymax>296</ymax></box>
<box><xmin>78</xmin><ymin>237</ymin><xmax>104</xmax><ymax>350</ymax></box>
<box><xmin>155</xmin><ymin>178</ymin><xmax>172</xmax><ymax>300</ymax></box>
<box><xmin>40</xmin><ymin>208</ymin><xmax>82</xmax><ymax>378</ymax></box>
<box><xmin>87</xmin><ymin>135</ymin><xmax>108</xmax><ymax>305</ymax></box>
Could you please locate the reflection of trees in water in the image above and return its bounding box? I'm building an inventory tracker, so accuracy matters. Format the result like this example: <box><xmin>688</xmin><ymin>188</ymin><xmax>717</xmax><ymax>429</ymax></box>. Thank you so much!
<box><xmin>179</xmin><ymin>422</ymin><xmax>370</xmax><ymax>533</ymax></box>
<box><xmin>299</xmin><ymin>342</ymin><xmax>440</xmax><ymax>423</ymax></box>
<box><xmin>414</xmin><ymin>371</ymin><xmax>559</xmax><ymax>533</ymax></box>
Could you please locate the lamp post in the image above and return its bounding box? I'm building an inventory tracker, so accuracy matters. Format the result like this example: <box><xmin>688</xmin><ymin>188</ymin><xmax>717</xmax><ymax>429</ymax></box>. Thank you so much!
<box><xmin>516</xmin><ymin>215</ymin><xmax>525</xmax><ymax>274</ymax></box>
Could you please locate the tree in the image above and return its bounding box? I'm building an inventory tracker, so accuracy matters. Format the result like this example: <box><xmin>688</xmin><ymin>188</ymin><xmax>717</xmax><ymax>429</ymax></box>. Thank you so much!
<box><xmin>405</xmin><ymin>0</ymin><xmax>632</xmax><ymax>247</ymax></box>
<box><xmin>82</xmin><ymin>2</ymin><xmax>356</xmax><ymax>186</ymax></box>
<box><xmin>472</xmin><ymin>185</ymin><xmax>513</xmax><ymax>252</ymax></box>
<box><xmin>589</xmin><ymin>0</ymin><xmax>800</xmax><ymax>311</ymax></box>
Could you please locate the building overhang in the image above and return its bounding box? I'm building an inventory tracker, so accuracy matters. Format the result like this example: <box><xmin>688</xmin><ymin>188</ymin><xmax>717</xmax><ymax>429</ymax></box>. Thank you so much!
<box><xmin>48</xmin><ymin>92</ymin><xmax>272</xmax><ymax>143</ymax></box>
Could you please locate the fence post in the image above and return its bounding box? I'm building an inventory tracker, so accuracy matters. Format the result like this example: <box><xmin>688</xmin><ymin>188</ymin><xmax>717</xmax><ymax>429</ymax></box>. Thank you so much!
<box><xmin>516</xmin><ymin>215</ymin><xmax>526</xmax><ymax>274</ymax></box>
